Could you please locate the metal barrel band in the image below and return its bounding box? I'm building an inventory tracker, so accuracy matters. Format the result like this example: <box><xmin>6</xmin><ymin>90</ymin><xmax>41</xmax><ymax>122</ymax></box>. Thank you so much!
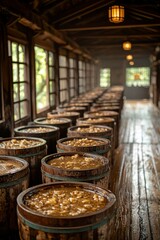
<box><xmin>17</xmin><ymin>149</ymin><xmax>46</xmax><ymax>158</ymax></box>
<box><xmin>0</xmin><ymin>173</ymin><xmax>29</xmax><ymax>187</ymax></box>
<box><xmin>17</xmin><ymin>209</ymin><xmax>112</xmax><ymax>234</ymax></box>
<box><xmin>41</xmin><ymin>169</ymin><xmax>109</xmax><ymax>182</ymax></box>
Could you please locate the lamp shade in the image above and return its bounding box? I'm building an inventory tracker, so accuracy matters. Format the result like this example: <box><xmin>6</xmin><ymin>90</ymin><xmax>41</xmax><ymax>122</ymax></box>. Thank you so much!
<box><xmin>123</xmin><ymin>41</ymin><xmax>132</xmax><ymax>50</ymax></box>
<box><xmin>126</xmin><ymin>55</ymin><xmax>133</xmax><ymax>60</ymax></box>
<box><xmin>108</xmin><ymin>5</ymin><xmax>125</xmax><ymax>23</ymax></box>
<box><xmin>129</xmin><ymin>61</ymin><xmax>134</xmax><ymax>66</ymax></box>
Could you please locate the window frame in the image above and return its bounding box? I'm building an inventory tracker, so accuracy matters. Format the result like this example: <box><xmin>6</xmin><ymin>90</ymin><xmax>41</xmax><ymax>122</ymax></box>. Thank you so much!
<box><xmin>8</xmin><ymin>39</ymin><xmax>30</xmax><ymax>122</ymax></box>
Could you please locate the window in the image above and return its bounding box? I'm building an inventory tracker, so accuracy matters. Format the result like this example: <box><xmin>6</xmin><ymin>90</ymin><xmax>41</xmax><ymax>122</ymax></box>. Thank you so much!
<box><xmin>126</xmin><ymin>67</ymin><xmax>150</xmax><ymax>87</ymax></box>
<box><xmin>48</xmin><ymin>52</ymin><xmax>56</xmax><ymax>107</ymax></box>
<box><xmin>91</xmin><ymin>63</ymin><xmax>96</xmax><ymax>89</ymax></box>
<box><xmin>100</xmin><ymin>68</ymin><xmax>111</xmax><ymax>87</ymax></box>
<box><xmin>8</xmin><ymin>41</ymin><xmax>29</xmax><ymax>121</ymax></box>
<box><xmin>79</xmin><ymin>60</ymin><xmax>85</xmax><ymax>94</ymax></box>
<box><xmin>59</xmin><ymin>55</ymin><xmax>68</xmax><ymax>104</ymax></box>
<box><xmin>69</xmin><ymin>57</ymin><xmax>76</xmax><ymax>98</ymax></box>
<box><xmin>86</xmin><ymin>62</ymin><xmax>91</xmax><ymax>91</ymax></box>
<box><xmin>35</xmin><ymin>46</ymin><xmax>50</xmax><ymax>113</ymax></box>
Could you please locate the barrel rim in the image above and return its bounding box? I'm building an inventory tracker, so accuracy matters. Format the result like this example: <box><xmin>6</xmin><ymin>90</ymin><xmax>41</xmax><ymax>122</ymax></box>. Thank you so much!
<box><xmin>84</xmin><ymin>110</ymin><xmax>119</xmax><ymax>117</ymax></box>
<box><xmin>57</xmin><ymin>136</ymin><xmax>111</xmax><ymax>148</ymax></box>
<box><xmin>34</xmin><ymin>117</ymin><xmax>72</xmax><ymax>124</ymax></box>
<box><xmin>41</xmin><ymin>151</ymin><xmax>110</xmax><ymax>176</ymax></box>
<box><xmin>0</xmin><ymin>136</ymin><xmax>46</xmax><ymax>150</ymax></box>
<box><xmin>77</xmin><ymin>117</ymin><xmax>115</xmax><ymax>123</ymax></box>
<box><xmin>68</xmin><ymin>124</ymin><xmax>113</xmax><ymax>134</ymax></box>
<box><xmin>0</xmin><ymin>155</ymin><xmax>29</xmax><ymax>182</ymax></box>
<box><xmin>14</xmin><ymin>124</ymin><xmax>60</xmax><ymax>134</ymax></box>
<box><xmin>48</xmin><ymin>111</ymin><xmax>80</xmax><ymax>117</ymax></box>
<box><xmin>17</xmin><ymin>181</ymin><xmax>116</xmax><ymax>227</ymax></box>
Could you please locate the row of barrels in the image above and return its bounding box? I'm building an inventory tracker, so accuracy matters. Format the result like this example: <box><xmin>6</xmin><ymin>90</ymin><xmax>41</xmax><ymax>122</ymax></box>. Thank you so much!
<box><xmin>0</xmin><ymin>86</ymin><xmax>124</xmax><ymax>240</ymax></box>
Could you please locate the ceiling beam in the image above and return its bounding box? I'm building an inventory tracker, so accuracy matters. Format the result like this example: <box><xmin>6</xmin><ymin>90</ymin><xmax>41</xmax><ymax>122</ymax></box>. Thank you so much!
<box><xmin>73</xmin><ymin>34</ymin><xmax>160</xmax><ymax>40</ymax></box>
<box><xmin>133</xmin><ymin>8</ymin><xmax>160</xmax><ymax>19</ymax></box>
<box><xmin>52</xmin><ymin>0</ymin><xmax>113</xmax><ymax>25</ymax></box>
<box><xmin>59</xmin><ymin>22</ymin><xmax>160</xmax><ymax>31</ymax></box>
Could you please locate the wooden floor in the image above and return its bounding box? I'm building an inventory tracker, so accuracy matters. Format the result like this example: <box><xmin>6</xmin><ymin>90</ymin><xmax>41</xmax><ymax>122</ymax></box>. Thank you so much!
<box><xmin>109</xmin><ymin>100</ymin><xmax>160</xmax><ymax>240</ymax></box>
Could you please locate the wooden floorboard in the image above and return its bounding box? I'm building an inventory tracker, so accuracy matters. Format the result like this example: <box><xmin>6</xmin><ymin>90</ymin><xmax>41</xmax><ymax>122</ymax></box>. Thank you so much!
<box><xmin>109</xmin><ymin>100</ymin><xmax>160</xmax><ymax>240</ymax></box>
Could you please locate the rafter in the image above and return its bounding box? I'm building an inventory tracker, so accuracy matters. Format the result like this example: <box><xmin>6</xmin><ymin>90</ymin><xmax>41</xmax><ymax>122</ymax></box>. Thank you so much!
<box><xmin>59</xmin><ymin>22</ymin><xmax>160</xmax><ymax>31</ymax></box>
<box><xmin>51</xmin><ymin>0</ymin><xmax>113</xmax><ymax>25</ymax></box>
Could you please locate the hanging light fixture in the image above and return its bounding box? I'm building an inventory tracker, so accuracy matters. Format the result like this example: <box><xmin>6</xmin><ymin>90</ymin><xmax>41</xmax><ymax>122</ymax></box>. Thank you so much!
<box><xmin>108</xmin><ymin>5</ymin><xmax>125</xmax><ymax>23</ymax></box>
<box><xmin>123</xmin><ymin>41</ymin><xmax>132</xmax><ymax>50</ymax></box>
<box><xmin>129</xmin><ymin>61</ymin><xmax>134</xmax><ymax>66</ymax></box>
<box><xmin>126</xmin><ymin>54</ymin><xmax>133</xmax><ymax>60</ymax></box>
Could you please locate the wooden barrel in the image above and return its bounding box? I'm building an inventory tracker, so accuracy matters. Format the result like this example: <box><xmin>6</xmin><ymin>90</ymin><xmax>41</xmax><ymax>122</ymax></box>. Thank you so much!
<box><xmin>68</xmin><ymin>124</ymin><xmax>113</xmax><ymax>142</ymax></box>
<box><xmin>76</xmin><ymin>117</ymin><xmax>116</xmax><ymax>154</ymax></box>
<box><xmin>14</xmin><ymin>125</ymin><xmax>60</xmax><ymax>155</ymax></box>
<box><xmin>0</xmin><ymin>155</ymin><xmax>29</xmax><ymax>239</ymax></box>
<box><xmin>67</xmin><ymin>124</ymin><xmax>113</xmax><ymax>162</ymax></box>
<box><xmin>57</xmin><ymin>106</ymin><xmax>86</xmax><ymax>117</ymax></box>
<box><xmin>84</xmin><ymin>111</ymin><xmax>119</xmax><ymax>148</ymax></box>
<box><xmin>41</xmin><ymin>152</ymin><xmax>110</xmax><ymax>189</ymax></box>
<box><xmin>56</xmin><ymin>136</ymin><xmax>111</xmax><ymax>160</ymax></box>
<box><xmin>34</xmin><ymin>117</ymin><xmax>72</xmax><ymax>138</ymax></box>
<box><xmin>0</xmin><ymin>137</ymin><xmax>47</xmax><ymax>186</ymax></box>
<box><xmin>68</xmin><ymin>102</ymin><xmax>90</xmax><ymax>111</ymax></box>
<box><xmin>47</xmin><ymin>111</ymin><xmax>80</xmax><ymax>126</ymax></box>
<box><xmin>90</xmin><ymin>106</ymin><xmax>120</xmax><ymax>114</ymax></box>
<box><xmin>17</xmin><ymin>182</ymin><xmax>116</xmax><ymax>240</ymax></box>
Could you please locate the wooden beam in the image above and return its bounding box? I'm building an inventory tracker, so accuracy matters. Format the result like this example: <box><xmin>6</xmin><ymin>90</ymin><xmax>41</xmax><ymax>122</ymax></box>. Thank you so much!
<box><xmin>59</xmin><ymin>23</ymin><xmax>160</xmax><ymax>31</ymax></box>
<box><xmin>73</xmin><ymin>34</ymin><xmax>160</xmax><ymax>40</ymax></box>
<box><xmin>133</xmin><ymin>8</ymin><xmax>160</xmax><ymax>20</ymax></box>
<box><xmin>52</xmin><ymin>0</ymin><xmax>113</xmax><ymax>25</ymax></box>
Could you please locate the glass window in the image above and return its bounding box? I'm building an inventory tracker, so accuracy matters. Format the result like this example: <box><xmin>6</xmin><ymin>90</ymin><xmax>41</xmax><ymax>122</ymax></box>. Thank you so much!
<box><xmin>35</xmin><ymin>46</ymin><xmax>55</xmax><ymax>112</ymax></box>
<box><xmin>8</xmin><ymin>40</ymin><xmax>29</xmax><ymax>121</ymax></box>
<box><xmin>126</xmin><ymin>67</ymin><xmax>150</xmax><ymax>87</ymax></box>
<box><xmin>35</xmin><ymin>46</ymin><xmax>49</xmax><ymax>113</ymax></box>
<box><xmin>48</xmin><ymin>51</ymin><xmax>56</xmax><ymax>107</ymax></box>
<box><xmin>79</xmin><ymin>60</ymin><xmax>86</xmax><ymax>94</ymax></box>
<box><xmin>69</xmin><ymin>57</ymin><xmax>76</xmax><ymax>98</ymax></box>
<box><xmin>100</xmin><ymin>68</ymin><xmax>111</xmax><ymax>87</ymax></box>
<box><xmin>59</xmin><ymin>54</ymin><xmax>68</xmax><ymax>104</ymax></box>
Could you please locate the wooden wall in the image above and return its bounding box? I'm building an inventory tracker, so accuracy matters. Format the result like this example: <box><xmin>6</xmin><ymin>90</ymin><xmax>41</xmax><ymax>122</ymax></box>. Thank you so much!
<box><xmin>100</xmin><ymin>55</ymin><xmax>151</xmax><ymax>100</ymax></box>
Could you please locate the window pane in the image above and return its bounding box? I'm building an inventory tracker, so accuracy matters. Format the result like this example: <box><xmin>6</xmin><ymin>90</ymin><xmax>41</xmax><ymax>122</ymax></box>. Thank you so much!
<box><xmin>50</xmin><ymin>94</ymin><xmax>55</xmax><ymax>106</ymax></box>
<box><xmin>100</xmin><ymin>68</ymin><xmax>111</xmax><ymax>87</ymax></box>
<box><xmin>19</xmin><ymin>64</ymin><xmax>25</xmax><ymax>82</ymax></box>
<box><xmin>49</xmin><ymin>67</ymin><xmax>54</xmax><ymax>79</ymax></box>
<box><xmin>126</xmin><ymin>67</ymin><xmax>150</xmax><ymax>87</ymax></box>
<box><xmin>59</xmin><ymin>56</ymin><xmax>67</xmax><ymax>67</ymax></box>
<box><xmin>12</xmin><ymin>42</ymin><xmax>17</xmax><ymax>61</ymax></box>
<box><xmin>35</xmin><ymin>46</ymin><xmax>49</xmax><ymax>112</ymax></box>
<box><xmin>20</xmin><ymin>83</ymin><xmax>27</xmax><ymax>100</ymax></box>
<box><xmin>19</xmin><ymin>44</ymin><xmax>25</xmax><ymax>62</ymax></box>
<box><xmin>49</xmin><ymin>52</ymin><xmax>54</xmax><ymax>65</ymax></box>
<box><xmin>13</xmin><ymin>63</ymin><xmax>18</xmax><ymax>82</ymax></box>
<box><xmin>59</xmin><ymin>68</ymin><xmax>67</xmax><ymax>78</ymax></box>
<box><xmin>13</xmin><ymin>84</ymin><xmax>19</xmax><ymax>101</ymax></box>
<box><xmin>20</xmin><ymin>101</ymin><xmax>28</xmax><ymax>118</ymax></box>
<box><xmin>14</xmin><ymin>103</ymin><xmax>20</xmax><ymax>121</ymax></box>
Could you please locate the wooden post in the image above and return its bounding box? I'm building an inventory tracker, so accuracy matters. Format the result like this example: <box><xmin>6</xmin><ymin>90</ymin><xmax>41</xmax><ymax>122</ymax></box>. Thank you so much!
<box><xmin>0</xmin><ymin>21</ymin><xmax>14</xmax><ymax>137</ymax></box>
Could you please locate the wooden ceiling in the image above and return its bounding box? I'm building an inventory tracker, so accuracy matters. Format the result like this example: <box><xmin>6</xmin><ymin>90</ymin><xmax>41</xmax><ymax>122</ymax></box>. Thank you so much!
<box><xmin>1</xmin><ymin>0</ymin><xmax>160</xmax><ymax>59</ymax></box>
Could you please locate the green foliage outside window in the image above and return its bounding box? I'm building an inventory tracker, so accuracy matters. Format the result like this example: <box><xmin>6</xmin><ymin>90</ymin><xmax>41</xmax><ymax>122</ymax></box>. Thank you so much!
<box><xmin>100</xmin><ymin>68</ymin><xmax>110</xmax><ymax>87</ymax></box>
<box><xmin>126</xmin><ymin>67</ymin><xmax>150</xmax><ymax>87</ymax></box>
